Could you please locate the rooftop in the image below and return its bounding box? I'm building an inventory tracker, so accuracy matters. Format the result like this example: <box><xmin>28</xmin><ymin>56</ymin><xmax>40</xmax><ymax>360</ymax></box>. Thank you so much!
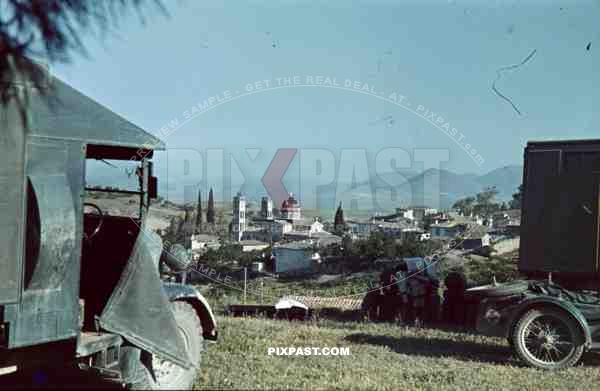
<box><xmin>239</xmin><ymin>240</ymin><xmax>270</xmax><ymax>246</ymax></box>
<box><xmin>376</xmin><ymin>221</ymin><xmax>412</xmax><ymax>229</ymax></box>
<box><xmin>430</xmin><ymin>221</ymin><xmax>464</xmax><ymax>229</ymax></box>
<box><xmin>253</xmin><ymin>218</ymin><xmax>291</xmax><ymax>225</ymax></box>
<box><xmin>284</xmin><ymin>230</ymin><xmax>337</xmax><ymax>239</ymax></box>
<box><xmin>462</xmin><ymin>225</ymin><xmax>491</xmax><ymax>239</ymax></box>
<box><xmin>346</xmin><ymin>218</ymin><xmax>376</xmax><ymax>224</ymax></box>
<box><xmin>285</xmin><ymin>231</ymin><xmax>311</xmax><ymax>237</ymax></box>
<box><xmin>191</xmin><ymin>234</ymin><xmax>220</xmax><ymax>242</ymax></box>
<box><xmin>275</xmin><ymin>241</ymin><xmax>315</xmax><ymax>250</ymax></box>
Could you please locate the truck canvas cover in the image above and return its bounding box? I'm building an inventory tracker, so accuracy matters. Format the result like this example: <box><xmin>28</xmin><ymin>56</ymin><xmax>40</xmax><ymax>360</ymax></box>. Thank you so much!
<box><xmin>98</xmin><ymin>226</ymin><xmax>191</xmax><ymax>368</ymax></box>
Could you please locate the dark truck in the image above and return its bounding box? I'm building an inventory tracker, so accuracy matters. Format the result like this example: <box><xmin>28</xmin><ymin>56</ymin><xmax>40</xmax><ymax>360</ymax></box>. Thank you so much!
<box><xmin>469</xmin><ymin>139</ymin><xmax>600</xmax><ymax>370</ymax></box>
<box><xmin>0</xmin><ymin>63</ymin><xmax>217</xmax><ymax>388</ymax></box>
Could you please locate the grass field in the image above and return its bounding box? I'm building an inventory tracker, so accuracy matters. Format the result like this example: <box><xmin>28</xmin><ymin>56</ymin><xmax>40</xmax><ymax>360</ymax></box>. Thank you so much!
<box><xmin>196</xmin><ymin>316</ymin><xmax>600</xmax><ymax>391</ymax></box>
<box><xmin>197</xmin><ymin>272</ymin><xmax>380</xmax><ymax>315</ymax></box>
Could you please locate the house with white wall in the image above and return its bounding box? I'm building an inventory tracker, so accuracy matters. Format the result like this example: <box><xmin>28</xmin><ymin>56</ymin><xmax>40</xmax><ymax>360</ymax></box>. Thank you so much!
<box><xmin>272</xmin><ymin>241</ymin><xmax>317</xmax><ymax>274</ymax></box>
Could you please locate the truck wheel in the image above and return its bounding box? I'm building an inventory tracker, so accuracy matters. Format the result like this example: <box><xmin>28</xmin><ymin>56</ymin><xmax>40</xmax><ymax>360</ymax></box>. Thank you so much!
<box><xmin>129</xmin><ymin>302</ymin><xmax>204</xmax><ymax>390</ymax></box>
<box><xmin>507</xmin><ymin>336</ymin><xmax>514</xmax><ymax>348</ymax></box>
<box><xmin>511</xmin><ymin>308</ymin><xmax>585</xmax><ymax>370</ymax></box>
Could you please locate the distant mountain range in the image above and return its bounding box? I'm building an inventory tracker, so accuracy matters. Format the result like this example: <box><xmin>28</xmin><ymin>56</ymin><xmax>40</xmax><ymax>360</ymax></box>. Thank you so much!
<box><xmin>86</xmin><ymin>160</ymin><xmax>523</xmax><ymax>212</ymax></box>
<box><xmin>343</xmin><ymin>165</ymin><xmax>523</xmax><ymax>211</ymax></box>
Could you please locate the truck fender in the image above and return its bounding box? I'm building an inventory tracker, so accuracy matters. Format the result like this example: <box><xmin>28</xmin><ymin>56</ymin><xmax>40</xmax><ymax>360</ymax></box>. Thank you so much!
<box><xmin>163</xmin><ymin>282</ymin><xmax>218</xmax><ymax>342</ymax></box>
<box><xmin>507</xmin><ymin>296</ymin><xmax>592</xmax><ymax>346</ymax></box>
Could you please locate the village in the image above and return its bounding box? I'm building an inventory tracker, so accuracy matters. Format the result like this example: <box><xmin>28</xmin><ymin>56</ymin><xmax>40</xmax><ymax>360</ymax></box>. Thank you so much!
<box><xmin>158</xmin><ymin>187</ymin><xmax>521</xmax><ymax>279</ymax></box>
<box><xmin>2</xmin><ymin>1</ymin><xmax>598</xmax><ymax>389</ymax></box>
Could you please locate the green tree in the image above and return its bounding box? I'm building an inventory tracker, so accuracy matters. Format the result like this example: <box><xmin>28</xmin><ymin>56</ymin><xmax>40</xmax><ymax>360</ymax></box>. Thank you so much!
<box><xmin>333</xmin><ymin>202</ymin><xmax>347</xmax><ymax>235</ymax></box>
<box><xmin>473</xmin><ymin>187</ymin><xmax>500</xmax><ymax>218</ymax></box>
<box><xmin>341</xmin><ymin>234</ymin><xmax>353</xmax><ymax>256</ymax></box>
<box><xmin>195</xmin><ymin>189</ymin><xmax>203</xmax><ymax>229</ymax></box>
<box><xmin>216</xmin><ymin>208</ymin><xmax>226</xmax><ymax>232</ymax></box>
<box><xmin>382</xmin><ymin>237</ymin><xmax>399</xmax><ymax>257</ymax></box>
<box><xmin>173</xmin><ymin>208</ymin><xmax>194</xmax><ymax>248</ymax></box>
<box><xmin>452</xmin><ymin>196</ymin><xmax>476</xmax><ymax>216</ymax></box>
<box><xmin>206</xmin><ymin>187</ymin><xmax>215</xmax><ymax>224</ymax></box>
<box><xmin>0</xmin><ymin>1</ymin><xmax>166</xmax><ymax>126</ymax></box>
<box><xmin>365</xmin><ymin>231</ymin><xmax>385</xmax><ymax>258</ymax></box>
<box><xmin>509</xmin><ymin>184</ymin><xmax>523</xmax><ymax>210</ymax></box>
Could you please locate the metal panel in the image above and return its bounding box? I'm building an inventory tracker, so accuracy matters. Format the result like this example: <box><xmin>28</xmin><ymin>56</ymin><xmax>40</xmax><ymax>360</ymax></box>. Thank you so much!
<box><xmin>521</xmin><ymin>146</ymin><xmax>600</xmax><ymax>275</ymax></box>
<box><xmin>98</xmin><ymin>226</ymin><xmax>191</xmax><ymax>369</ymax></box>
<box><xmin>3</xmin><ymin>139</ymin><xmax>84</xmax><ymax>347</ymax></box>
<box><xmin>27</xmin><ymin>76</ymin><xmax>165</xmax><ymax>151</ymax></box>
<box><xmin>537</xmin><ymin>175</ymin><xmax>599</xmax><ymax>273</ymax></box>
<box><xmin>0</xmin><ymin>100</ymin><xmax>26</xmax><ymax>304</ymax></box>
<box><xmin>519</xmin><ymin>149</ymin><xmax>561</xmax><ymax>273</ymax></box>
<box><xmin>563</xmin><ymin>150</ymin><xmax>600</xmax><ymax>175</ymax></box>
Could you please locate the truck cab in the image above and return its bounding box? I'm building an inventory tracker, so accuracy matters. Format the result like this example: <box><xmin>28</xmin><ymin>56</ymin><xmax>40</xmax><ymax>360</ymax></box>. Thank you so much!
<box><xmin>0</xmin><ymin>61</ymin><xmax>216</xmax><ymax>389</ymax></box>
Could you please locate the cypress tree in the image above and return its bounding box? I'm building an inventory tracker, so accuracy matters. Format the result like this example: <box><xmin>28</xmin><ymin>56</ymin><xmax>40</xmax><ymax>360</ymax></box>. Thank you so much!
<box><xmin>195</xmin><ymin>189</ymin><xmax>203</xmax><ymax>228</ymax></box>
<box><xmin>334</xmin><ymin>201</ymin><xmax>346</xmax><ymax>235</ymax></box>
<box><xmin>207</xmin><ymin>187</ymin><xmax>216</xmax><ymax>224</ymax></box>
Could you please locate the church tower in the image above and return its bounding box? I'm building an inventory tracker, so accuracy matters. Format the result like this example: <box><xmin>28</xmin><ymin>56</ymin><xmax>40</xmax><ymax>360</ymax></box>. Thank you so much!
<box><xmin>231</xmin><ymin>192</ymin><xmax>247</xmax><ymax>241</ymax></box>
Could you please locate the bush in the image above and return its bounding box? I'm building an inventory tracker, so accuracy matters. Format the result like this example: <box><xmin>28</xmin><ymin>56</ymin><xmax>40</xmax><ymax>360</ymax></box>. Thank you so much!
<box><xmin>462</xmin><ymin>254</ymin><xmax>521</xmax><ymax>287</ymax></box>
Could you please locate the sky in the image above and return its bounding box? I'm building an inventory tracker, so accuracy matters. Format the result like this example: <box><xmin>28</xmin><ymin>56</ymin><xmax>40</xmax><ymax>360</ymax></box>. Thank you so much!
<box><xmin>53</xmin><ymin>0</ymin><xmax>599</xmax><ymax>206</ymax></box>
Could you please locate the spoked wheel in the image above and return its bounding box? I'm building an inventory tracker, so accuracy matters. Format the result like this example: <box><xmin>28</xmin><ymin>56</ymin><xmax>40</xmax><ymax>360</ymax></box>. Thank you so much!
<box><xmin>512</xmin><ymin>308</ymin><xmax>585</xmax><ymax>370</ymax></box>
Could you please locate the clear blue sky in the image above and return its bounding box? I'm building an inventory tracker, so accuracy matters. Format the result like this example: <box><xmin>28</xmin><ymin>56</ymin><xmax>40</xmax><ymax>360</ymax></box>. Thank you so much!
<box><xmin>55</xmin><ymin>0</ymin><xmax>599</xmax><ymax>204</ymax></box>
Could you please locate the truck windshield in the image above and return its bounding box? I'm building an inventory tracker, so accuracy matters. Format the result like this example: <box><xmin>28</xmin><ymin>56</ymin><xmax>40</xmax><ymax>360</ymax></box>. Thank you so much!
<box><xmin>85</xmin><ymin>159</ymin><xmax>143</xmax><ymax>218</ymax></box>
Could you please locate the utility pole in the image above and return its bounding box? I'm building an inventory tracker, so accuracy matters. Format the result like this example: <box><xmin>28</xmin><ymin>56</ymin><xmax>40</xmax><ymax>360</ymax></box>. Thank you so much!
<box><xmin>260</xmin><ymin>278</ymin><xmax>264</xmax><ymax>304</ymax></box>
<box><xmin>243</xmin><ymin>267</ymin><xmax>247</xmax><ymax>305</ymax></box>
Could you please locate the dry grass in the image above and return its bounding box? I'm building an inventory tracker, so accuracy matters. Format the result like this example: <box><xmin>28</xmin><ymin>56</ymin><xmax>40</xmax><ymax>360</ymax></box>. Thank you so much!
<box><xmin>196</xmin><ymin>316</ymin><xmax>600</xmax><ymax>390</ymax></box>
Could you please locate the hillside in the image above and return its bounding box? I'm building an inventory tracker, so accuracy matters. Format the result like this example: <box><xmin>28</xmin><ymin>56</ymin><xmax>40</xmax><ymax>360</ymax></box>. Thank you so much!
<box><xmin>475</xmin><ymin>165</ymin><xmax>523</xmax><ymax>196</ymax></box>
<box><xmin>197</xmin><ymin>316</ymin><xmax>600</xmax><ymax>390</ymax></box>
<box><xmin>344</xmin><ymin>165</ymin><xmax>522</xmax><ymax>210</ymax></box>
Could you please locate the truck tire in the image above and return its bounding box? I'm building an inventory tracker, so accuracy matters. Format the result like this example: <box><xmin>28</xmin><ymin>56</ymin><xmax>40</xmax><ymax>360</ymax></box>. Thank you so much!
<box><xmin>466</xmin><ymin>280</ymin><xmax>529</xmax><ymax>297</ymax></box>
<box><xmin>129</xmin><ymin>302</ymin><xmax>204</xmax><ymax>390</ymax></box>
<box><xmin>511</xmin><ymin>307</ymin><xmax>585</xmax><ymax>370</ymax></box>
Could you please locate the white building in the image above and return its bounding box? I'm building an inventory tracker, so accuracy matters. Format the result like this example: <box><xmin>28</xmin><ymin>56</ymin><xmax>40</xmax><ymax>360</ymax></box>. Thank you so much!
<box><xmin>191</xmin><ymin>234</ymin><xmax>221</xmax><ymax>258</ymax></box>
<box><xmin>492</xmin><ymin>209</ymin><xmax>521</xmax><ymax>230</ymax></box>
<box><xmin>272</xmin><ymin>241</ymin><xmax>317</xmax><ymax>274</ymax></box>
<box><xmin>231</xmin><ymin>192</ymin><xmax>247</xmax><ymax>242</ymax></box>
<box><xmin>396</xmin><ymin>208</ymin><xmax>414</xmax><ymax>221</ymax></box>
<box><xmin>409</xmin><ymin>206</ymin><xmax>438</xmax><ymax>221</ymax></box>
<box><xmin>347</xmin><ymin>218</ymin><xmax>377</xmax><ymax>239</ymax></box>
<box><xmin>248</xmin><ymin>219</ymin><xmax>293</xmax><ymax>242</ymax></box>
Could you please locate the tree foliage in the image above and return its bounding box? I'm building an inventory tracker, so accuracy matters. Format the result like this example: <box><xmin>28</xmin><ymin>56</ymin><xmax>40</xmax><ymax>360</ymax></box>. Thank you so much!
<box><xmin>201</xmin><ymin>242</ymin><xmax>269</xmax><ymax>269</ymax></box>
<box><xmin>326</xmin><ymin>231</ymin><xmax>438</xmax><ymax>260</ymax></box>
<box><xmin>453</xmin><ymin>187</ymin><xmax>501</xmax><ymax>221</ymax></box>
<box><xmin>195</xmin><ymin>189</ymin><xmax>203</xmax><ymax>228</ymax></box>
<box><xmin>0</xmin><ymin>0</ymin><xmax>166</xmax><ymax>126</ymax></box>
<box><xmin>333</xmin><ymin>202</ymin><xmax>347</xmax><ymax>236</ymax></box>
<box><xmin>206</xmin><ymin>187</ymin><xmax>215</xmax><ymax>224</ymax></box>
<box><xmin>509</xmin><ymin>184</ymin><xmax>523</xmax><ymax>210</ymax></box>
<box><xmin>452</xmin><ymin>196</ymin><xmax>476</xmax><ymax>216</ymax></box>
